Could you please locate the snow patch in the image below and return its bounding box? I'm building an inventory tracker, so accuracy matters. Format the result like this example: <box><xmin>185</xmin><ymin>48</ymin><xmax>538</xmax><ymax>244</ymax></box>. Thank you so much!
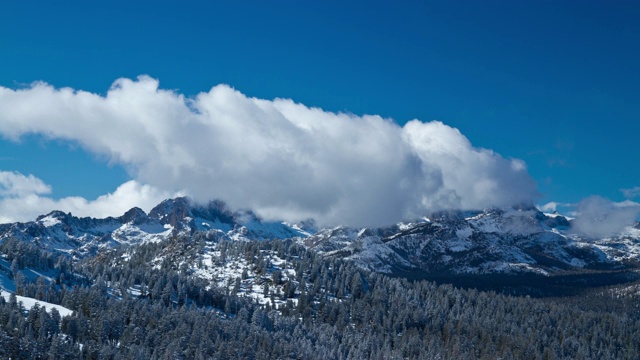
<box><xmin>569</xmin><ymin>258</ymin><xmax>586</xmax><ymax>268</ymax></box>
<box><xmin>38</xmin><ymin>214</ymin><xmax>61</xmax><ymax>227</ymax></box>
<box><xmin>455</xmin><ymin>227</ymin><xmax>473</xmax><ymax>240</ymax></box>
<box><xmin>0</xmin><ymin>289</ymin><xmax>74</xmax><ymax>317</ymax></box>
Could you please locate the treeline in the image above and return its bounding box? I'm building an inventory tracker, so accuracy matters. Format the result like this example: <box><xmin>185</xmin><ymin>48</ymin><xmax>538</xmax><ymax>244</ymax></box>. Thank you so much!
<box><xmin>1</xmin><ymin>235</ymin><xmax>639</xmax><ymax>359</ymax></box>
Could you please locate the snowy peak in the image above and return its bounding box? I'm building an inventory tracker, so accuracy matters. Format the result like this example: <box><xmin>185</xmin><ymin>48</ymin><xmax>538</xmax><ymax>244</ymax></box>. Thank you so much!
<box><xmin>538</xmin><ymin>211</ymin><xmax>570</xmax><ymax>229</ymax></box>
<box><xmin>149</xmin><ymin>197</ymin><xmax>193</xmax><ymax>228</ymax></box>
<box><xmin>147</xmin><ymin>197</ymin><xmax>310</xmax><ymax>240</ymax></box>
<box><xmin>291</xmin><ymin>219</ymin><xmax>318</xmax><ymax>234</ymax></box>
<box><xmin>119</xmin><ymin>207</ymin><xmax>149</xmax><ymax>225</ymax></box>
<box><xmin>190</xmin><ymin>199</ymin><xmax>235</xmax><ymax>225</ymax></box>
<box><xmin>147</xmin><ymin>196</ymin><xmax>235</xmax><ymax>226</ymax></box>
<box><xmin>36</xmin><ymin>210</ymin><xmax>70</xmax><ymax>226</ymax></box>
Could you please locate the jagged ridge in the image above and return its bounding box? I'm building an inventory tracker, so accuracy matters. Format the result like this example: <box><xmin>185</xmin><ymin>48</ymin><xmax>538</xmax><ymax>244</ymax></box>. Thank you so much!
<box><xmin>0</xmin><ymin>197</ymin><xmax>309</xmax><ymax>257</ymax></box>
<box><xmin>305</xmin><ymin>207</ymin><xmax>640</xmax><ymax>276</ymax></box>
<box><xmin>1</xmin><ymin>199</ymin><xmax>639</xmax><ymax>277</ymax></box>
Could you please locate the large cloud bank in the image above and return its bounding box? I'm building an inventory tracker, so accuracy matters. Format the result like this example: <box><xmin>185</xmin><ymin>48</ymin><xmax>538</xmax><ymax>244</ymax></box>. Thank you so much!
<box><xmin>0</xmin><ymin>76</ymin><xmax>538</xmax><ymax>226</ymax></box>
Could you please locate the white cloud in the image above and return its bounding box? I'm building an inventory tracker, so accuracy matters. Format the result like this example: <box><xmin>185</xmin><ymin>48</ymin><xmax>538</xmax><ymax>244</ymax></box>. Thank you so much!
<box><xmin>537</xmin><ymin>201</ymin><xmax>572</xmax><ymax>213</ymax></box>
<box><xmin>0</xmin><ymin>76</ymin><xmax>540</xmax><ymax>227</ymax></box>
<box><xmin>0</xmin><ymin>171</ymin><xmax>51</xmax><ymax>196</ymax></box>
<box><xmin>621</xmin><ymin>186</ymin><xmax>640</xmax><ymax>199</ymax></box>
<box><xmin>570</xmin><ymin>196</ymin><xmax>640</xmax><ymax>238</ymax></box>
<box><xmin>0</xmin><ymin>176</ymin><xmax>175</xmax><ymax>224</ymax></box>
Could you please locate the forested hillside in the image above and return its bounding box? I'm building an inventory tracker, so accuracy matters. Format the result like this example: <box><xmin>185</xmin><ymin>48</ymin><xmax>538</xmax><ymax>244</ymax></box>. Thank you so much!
<box><xmin>1</xmin><ymin>234</ymin><xmax>639</xmax><ymax>359</ymax></box>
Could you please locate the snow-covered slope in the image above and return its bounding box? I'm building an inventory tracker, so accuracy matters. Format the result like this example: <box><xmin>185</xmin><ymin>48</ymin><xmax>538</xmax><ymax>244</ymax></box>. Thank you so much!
<box><xmin>1</xmin><ymin>199</ymin><xmax>639</xmax><ymax>277</ymax></box>
<box><xmin>0</xmin><ymin>289</ymin><xmax>73</xmax><ymax>317</ymax></box>
<box><xmin>306</xmin><ymin>207</ymin><xmax>640</xmax><ymax>276</ymax></box>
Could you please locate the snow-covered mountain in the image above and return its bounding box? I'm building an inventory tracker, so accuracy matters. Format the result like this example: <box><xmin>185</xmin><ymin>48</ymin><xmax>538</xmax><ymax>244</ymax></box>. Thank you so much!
<box><xmin>304</xmin><ymin>207</ymin><xmax>640</xmax><ymax>276</ymax></box>
<box><xmin>0</xmin><ymin>197</ymin><xmax>309</xmax><ymax>257</ymax></box>
<box><xmin>1</xmin><ymin>198</ymin><xmax>639</xmax><ymax>277</ymax></box>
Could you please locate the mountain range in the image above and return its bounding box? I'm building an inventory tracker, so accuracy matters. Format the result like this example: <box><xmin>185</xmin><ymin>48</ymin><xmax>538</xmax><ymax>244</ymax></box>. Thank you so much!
<box><xmin>0</xmin><ymin>197</ymin><xmax>309</xmax><ymax>257</ymax></box>
<box><xmin>2</xmin><ymin>197</ymin><xmax>639</xmax><ymax>281</ymax></box>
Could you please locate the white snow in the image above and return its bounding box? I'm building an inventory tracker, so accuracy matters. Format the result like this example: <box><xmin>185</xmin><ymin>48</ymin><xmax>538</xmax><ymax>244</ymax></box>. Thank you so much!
<box><xmin>544</xmin><ymin>212</ymin><xmax>562</xmax><ymax>218</ymax></box>
<box><xmin>455</xmin><ymin>227</ymin><xmax>473</xmax><ymax>240</ymax></box>
<box><xmin>111</xmin><ymin>222</ymin><xmax>174</xmax><ymax>245</ymax></box>
<box><xmin>38</xmin><ymin>214</ymin><xmax>62</xmax><ymax>227</ymax></box>
<box><xmin>569</xmin><ymin>258</ymin><xmax>586</xmax><ymax>268</ymax></box>
<box><xmin>0</xmin><ymin>289</ymin><xmax>74</xmax><ymax>317</ymax></box>
<box><xmin>397</xmin><ymin>222</ymin><xmax>412</xmax><ymax>231</ymax></box>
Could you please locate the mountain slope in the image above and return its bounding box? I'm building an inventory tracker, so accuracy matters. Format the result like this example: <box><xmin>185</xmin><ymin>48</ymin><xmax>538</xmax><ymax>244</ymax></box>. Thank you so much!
<box><xmin>305</xmin><ymin>208</ymin><xmax>640</xmax><ymax>277</ymax></box>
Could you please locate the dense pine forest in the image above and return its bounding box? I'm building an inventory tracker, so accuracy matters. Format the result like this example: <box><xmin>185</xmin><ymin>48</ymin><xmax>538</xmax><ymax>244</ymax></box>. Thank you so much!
<box><xmin>1</xmin><ymin>235</ymin><xmax>640</xmax><ymax>359</ymax></box>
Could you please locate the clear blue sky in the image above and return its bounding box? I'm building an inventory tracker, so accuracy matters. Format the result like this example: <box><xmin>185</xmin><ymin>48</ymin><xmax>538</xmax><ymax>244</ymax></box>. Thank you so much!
<box><xmin>1</xmin><ymin>0</ymin><xmax>639</xmax><ymax>212</ymax></box>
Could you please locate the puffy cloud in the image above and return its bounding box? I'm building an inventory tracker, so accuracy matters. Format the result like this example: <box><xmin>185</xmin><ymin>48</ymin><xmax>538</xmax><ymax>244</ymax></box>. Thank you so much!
<box><xmin>537</xmin><ymin>201</ymin><xmax>571</xmax><ymax>213</ymax></box>
<box><xmin>0</xmin><ymin>175</ymin><xmax>175</xmax><ymax>224</ymax></box>
<box><xmin>0</xmin><ymin>171</ymin><xmax>51</xmax><ymax>196</ymax></box>
<box><xmin>570</xmin><ymin>196</ymin><xmax>640</xmax><ymax>238</ymax></box>
<box><xmin>621</xmin><ymin>186</ymin><xmax>640</xmax><ymax>199</ymax></box>
<box><xmin>0</xmin><ymin>76</ymin><xmax>540</xmax><ymax>226</ymax></box>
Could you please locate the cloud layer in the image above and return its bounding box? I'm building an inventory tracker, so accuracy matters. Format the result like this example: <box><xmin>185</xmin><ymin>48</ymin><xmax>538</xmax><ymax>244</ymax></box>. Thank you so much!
<box><xmin>571</xmin><ymin>196</ymin><xmax>640</xmax><ymax>238</ymax></box>
<box><xmin>0</xmin><ymin>76</ymin><xmax>539</xmax><ymax>226</ymax></box>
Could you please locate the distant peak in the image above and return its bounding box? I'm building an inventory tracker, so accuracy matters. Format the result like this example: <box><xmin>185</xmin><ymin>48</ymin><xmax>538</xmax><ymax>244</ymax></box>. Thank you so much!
<box><xmin>149</xmin><ymin>197</ymin><xmax>194</xmax><ymax>227</ymax></box>
<box><xmin>160</xmin><ymin>196</ymin><xmax>191</xmax><ymax>208</ymax></box>
<box><xmin>511</xmin><ymin>202</ymin><xmax>537</xmax><ymax>212</ymax></box>
<box><xmin>120</xmin><ymin>207</ymin><xmax>149</xmax><ymax>225</ymax></box>
<box><xmin>294</xmin><ymin>219</ymin><xmax>317</xmax><ymax>233</ymax></box>
<box><xmin>36</xmin><ymin>210</ymin><xmax>70</xmax><ymax>222</ymax></box>
<box><xmin>234</xmin><ymin>209</ymin><xmax>261</xmax><ymax>225</ymax></box>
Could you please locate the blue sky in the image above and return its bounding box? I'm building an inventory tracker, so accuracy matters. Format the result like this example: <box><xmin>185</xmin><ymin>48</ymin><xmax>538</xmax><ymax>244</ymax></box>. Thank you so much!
<box><xmin>0</xmin><ymin>1</ymin><xmax>639</xmax><ymax>224</ymax></box>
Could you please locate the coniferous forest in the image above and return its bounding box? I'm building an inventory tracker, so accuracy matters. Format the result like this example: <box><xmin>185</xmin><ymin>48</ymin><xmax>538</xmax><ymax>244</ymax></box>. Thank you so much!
<box><xmin>1</xmin><ymin>235</ymin><xmax>640</xmax><ymax>359</ymax></box>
